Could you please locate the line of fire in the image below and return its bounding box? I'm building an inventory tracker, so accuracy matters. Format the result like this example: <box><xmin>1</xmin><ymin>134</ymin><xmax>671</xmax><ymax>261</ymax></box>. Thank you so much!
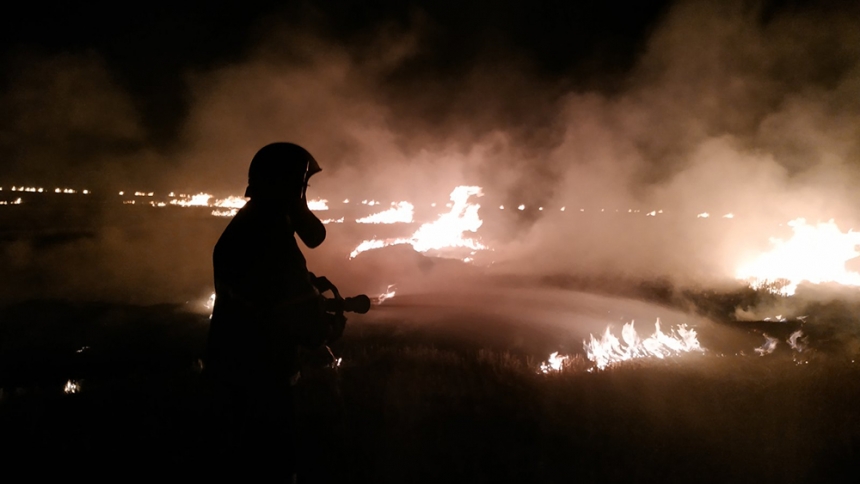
<box><xmin>3</xmin><ymin>182</ymin><xmax>858</xmax><ymax>373</ymax></box>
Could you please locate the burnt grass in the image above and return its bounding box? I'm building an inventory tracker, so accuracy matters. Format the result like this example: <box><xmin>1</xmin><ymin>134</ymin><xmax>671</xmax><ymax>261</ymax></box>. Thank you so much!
<box><xmin>2</xmin><ymin>285</ymin><xmax>860</xmax><ymax>482</ymax></box>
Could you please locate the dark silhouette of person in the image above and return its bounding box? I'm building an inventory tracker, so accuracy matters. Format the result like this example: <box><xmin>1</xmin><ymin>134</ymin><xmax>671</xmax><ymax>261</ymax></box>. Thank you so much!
<box><xmin>204</xmin><ymin>142</ymin><xmax>335</xmax><ymax>478</ymax></box>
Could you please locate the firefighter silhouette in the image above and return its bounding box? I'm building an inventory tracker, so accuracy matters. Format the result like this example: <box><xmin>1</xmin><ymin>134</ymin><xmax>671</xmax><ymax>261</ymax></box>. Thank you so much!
<box><xmin>204</xmin><ymin>142</ymin><xmax>338</xmax><ymax>477</ymax></box>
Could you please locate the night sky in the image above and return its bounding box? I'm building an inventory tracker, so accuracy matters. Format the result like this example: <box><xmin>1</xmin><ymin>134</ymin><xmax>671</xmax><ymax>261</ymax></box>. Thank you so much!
<box><xmin>0</xmin><ymin>0</ymin><xmax>859</xmax><ymax>302</ymax></box>
<box><xmin>1</xmin><ymin>0</ymin><xmax>668</xmax><ymax>139</ymax></box>
<box><xmin>1</xmin><ymin>0</ymin><xmax>858</xmax><ymax>209</ymax></box>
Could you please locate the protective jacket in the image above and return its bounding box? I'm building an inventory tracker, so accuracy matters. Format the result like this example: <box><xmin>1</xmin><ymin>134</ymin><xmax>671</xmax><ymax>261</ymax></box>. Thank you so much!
<box><xmin>206</xmin><ymin>198</ymin><xmax>323</xmax><ymax>385</ymax></box>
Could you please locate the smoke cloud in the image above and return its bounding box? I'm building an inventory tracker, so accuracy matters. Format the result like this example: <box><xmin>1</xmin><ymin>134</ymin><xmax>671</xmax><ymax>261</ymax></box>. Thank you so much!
<box><xmin>1</xmin><ymin>0</ymin><xmax>859</xmax><ymax>303</ymax></box>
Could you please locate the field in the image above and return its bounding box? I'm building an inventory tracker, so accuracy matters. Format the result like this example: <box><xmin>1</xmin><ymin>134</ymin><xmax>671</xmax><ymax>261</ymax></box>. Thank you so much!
<box><xmin>2</xmin><ymin>282</ymin><xmax>860</xmax><ymax>483</ymax></box>
<box><xmin>2</xmin><ymin>197</ymin><xmax>860</xmax><ymax>482</ymax></box>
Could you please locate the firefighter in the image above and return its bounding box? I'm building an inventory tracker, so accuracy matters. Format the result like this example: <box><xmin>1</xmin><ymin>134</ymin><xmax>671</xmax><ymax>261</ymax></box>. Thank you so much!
<box><xmin>204</xmin><ymin>142</ymin><xmax>333</xmax><ymax>477</ymax></box>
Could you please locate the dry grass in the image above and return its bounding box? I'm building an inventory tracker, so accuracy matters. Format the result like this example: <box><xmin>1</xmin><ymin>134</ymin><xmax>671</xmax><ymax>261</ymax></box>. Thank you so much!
<box><xmin>2</xmin><ymin>294</ymin><xmax>860</xmax><ymax>482</ymax></box>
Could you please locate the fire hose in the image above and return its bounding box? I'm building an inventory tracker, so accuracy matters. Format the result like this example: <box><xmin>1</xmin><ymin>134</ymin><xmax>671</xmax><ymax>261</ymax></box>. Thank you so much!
<box><xmin>302</xmin><ymin>276</ymin><xmax>370</xmax><ymax>371</ymax></box>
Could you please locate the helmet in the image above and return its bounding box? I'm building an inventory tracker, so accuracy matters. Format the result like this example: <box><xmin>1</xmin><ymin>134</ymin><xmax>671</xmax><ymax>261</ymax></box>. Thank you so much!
<box><xmin>244</xmin><ymin>142</ymin><xmax>322</xmax><ymax>199</ymax></box>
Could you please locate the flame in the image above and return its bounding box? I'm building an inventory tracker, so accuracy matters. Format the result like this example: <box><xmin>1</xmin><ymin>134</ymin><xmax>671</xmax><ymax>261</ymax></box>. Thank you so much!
<box><xmin>118</xmin><ymin>191</ymin><xmax>332</xmax><ymax>216</ymax></box>
<box><xmin>736</xmin><ymin>218</ymin><xmax>860</xmax><ymax>296</ymax></box>
<box><xmin>787</xmin><ymin>330</ymin><xmax>807</xmax><ymax>353</ymax></box>
<box><xmin>750</xmin><ymin>330</ymin><xmax>808</xmax><ymax>357</ymax></box>
<box><xmin>584</xmin><ymin>319</ymin><xmax>704</xmax><ymax>370</ymax></box>
<box><xmin>307</xmin><ymin>199</ymin><xmax>329</xmax><ymax>211</ymax></box>
<box><xmin>214</xmin><ymin>196</ymin><xmax>247</xmax><ymax>209</ymax></box>
<box><xmin>755</xmin><ymin>334</ymin><xmax>778</xmax><ymax>356</ymax></box>
<box><xmin>540</xmin><ymin>352</ymin><xmax>569</xmax><ymax>373</ymax></box>
<box><xmin>356</xmin><ymin>202</ymin><xmax>414</xmax><ymax>224</ymax></box>
<box><xmin>350</xmin><ymin>238</ymin><xmax>411</xmax><ymax>259</ymax></box>
<box><xmin>170</xmin><ymin>193</ymin><xmax>212</xmax><ymax>207</ymax></box>
<box><xmin>376</xmin><ymin>284</ymin><xmax>397</xmax><ymax>304</ymax></box>
<box><xmin>409</xmin><ymin>186</ymin><xmax>485</xmax><ymax>252</ymax></box>
<box><xmin>205</xmin><ymin>292</ymin><xmax>216</xmax><ymax>319</ymax></box>
<box><xmin>205</xmin><ymin>292</ymin><xmax>216</xmax><ymax>310</ymax></box>
<box><xmin>349</xmin><ymin>186</ymin><xmax>486</xmax><ymax>260</ymax></box>
<box><xmin>64</xmin><ymin>379</ymin><xmax>81</xmax><ymax>394</ymax></box>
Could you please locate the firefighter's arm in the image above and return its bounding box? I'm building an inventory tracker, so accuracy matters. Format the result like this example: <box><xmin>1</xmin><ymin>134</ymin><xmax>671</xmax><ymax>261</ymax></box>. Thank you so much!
<box><xmin>309</xmin><ymin>272</ymin><xmax>340</xmax><ymax>298</ymax></box>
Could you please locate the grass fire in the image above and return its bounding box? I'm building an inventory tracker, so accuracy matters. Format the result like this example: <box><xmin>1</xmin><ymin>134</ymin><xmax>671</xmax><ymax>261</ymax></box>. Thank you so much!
<box><xmin>3</xmin><ymin>0</ymin><xmax>860</xmax><ymax>481</ymax></box>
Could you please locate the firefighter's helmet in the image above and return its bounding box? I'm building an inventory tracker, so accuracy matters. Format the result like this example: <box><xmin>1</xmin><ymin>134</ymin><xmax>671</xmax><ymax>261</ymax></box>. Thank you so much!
<box><xmin>244</xmin><ymin>142</ymin><xmax>321</xmax><ymax>199</ymax></box>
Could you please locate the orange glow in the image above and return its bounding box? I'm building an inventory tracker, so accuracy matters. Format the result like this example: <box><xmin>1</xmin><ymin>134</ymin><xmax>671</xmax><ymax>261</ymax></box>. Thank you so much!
<box><xmin>307</xmin><ymin>199</ymin><xmax>329</xmax><ymax>211</ymax></box>
<box><xmin>211</xmin><ymin>209</ymin><xmax>238</xmax><ymax>217</ymax></box>
<box><xmin>349</xmin><ymin>238</ymin><xmax>411</xmax><ymax>259</ymax></box>
<box><xmin>349</xmin><ymin>186</ymin><xmax>486</xmax><ymax>260</ymax></box>
<box><xmin>170</xmin><ymin>193</ymin><xmax>213</xmax><ymax>207</ymax></box>
<box><xmin>410</xmin><ymin>186</ymin><xmax>485</xmax><ymax>253</ymax></box>
<box><xmin>356</xmin><ymin>202</ymin><xmax>414</xmax><ymax>224</ymax></box>
<box><xmin>214</xmin><ymin>196</ymin><xmax>247</xmax><ymax>209</ymax></box>
<box><xmin>736</xmin><ymin>218</ymin><xmax>860</xmax><ymax>296</ymax></box>
<box><xmin>539</xmin><ymin>352</ymin><xmax>569</xmax><ymax>373</ymax></box>
<box><xmin>376</xmin><ymin>284</ymin><xmax>397</xmax><ymax>304</ymax></box>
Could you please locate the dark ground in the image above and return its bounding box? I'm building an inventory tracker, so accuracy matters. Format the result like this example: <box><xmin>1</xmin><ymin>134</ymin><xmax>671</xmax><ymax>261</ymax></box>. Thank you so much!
<box><xmin>2</xmin><ymin>283</ymin><xmax>860</xmax><ymax>483</ymax></box>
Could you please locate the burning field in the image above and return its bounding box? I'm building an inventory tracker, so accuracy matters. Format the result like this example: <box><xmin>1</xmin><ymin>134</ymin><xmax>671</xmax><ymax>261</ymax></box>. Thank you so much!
<box><xmin>3</xmin><ymin>182</ymin><xmax>860</xmax><ymax>481</ymax></box>
<box><xmin>3</xmin><ymin>0</ymin><xmax>860</xmax><ymax>481</ymax></box>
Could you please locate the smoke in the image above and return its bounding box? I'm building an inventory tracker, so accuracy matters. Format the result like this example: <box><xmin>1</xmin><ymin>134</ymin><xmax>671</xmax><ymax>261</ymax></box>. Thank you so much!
<box><xmin>1</xmin><ymin>0</ymin><xmax>859</xmax><ymax>303</ymax></box>
<box><xmin>488</xmin><ymin>0</ymin><xmax>860</xmax><ymax>283</ymax></box>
